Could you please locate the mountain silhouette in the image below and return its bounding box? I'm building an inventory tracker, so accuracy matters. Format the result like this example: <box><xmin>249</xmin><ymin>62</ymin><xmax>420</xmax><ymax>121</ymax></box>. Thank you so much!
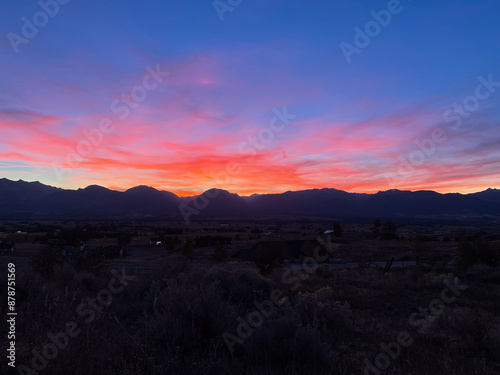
<box><xmin>0</xmin><ymin>178</ymin><xmax>499</xmax><ymax>220</ymax></box>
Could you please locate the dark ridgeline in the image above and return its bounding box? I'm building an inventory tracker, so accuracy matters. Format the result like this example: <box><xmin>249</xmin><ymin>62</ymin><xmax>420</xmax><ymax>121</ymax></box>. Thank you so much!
<box><xmin>0</xmin><ymin>177</ymin><xmax>499</xmax><ymax>219</ymax></box>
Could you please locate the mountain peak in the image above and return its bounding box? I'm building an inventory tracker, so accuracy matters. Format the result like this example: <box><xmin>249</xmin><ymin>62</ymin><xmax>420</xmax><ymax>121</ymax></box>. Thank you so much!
<box><xmin>125</xmin><ymin>185</ymin><xmax>159</xmax><ymax>193</ymax></box>
<box><xmin>81</xmin><ymin>184</ymin><xmax>109</xmax><ymax>191</ymax></box>
<box><xmin>1</xmin><ymin>177</ymin><xmax>500</xmax><ymax>219</ymax></box>
<box><xmin>202</xmin><ymin>188</ymin><xmax>234</xmax><ymax>196</ymax></box>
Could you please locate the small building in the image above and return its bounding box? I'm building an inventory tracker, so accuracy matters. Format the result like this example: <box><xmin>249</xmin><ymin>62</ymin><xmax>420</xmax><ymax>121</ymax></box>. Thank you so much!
<box><xmin>150</xmin><ymin>237</ymin><xmax>164</xmax><ymax>246</ymax></box>
<box><xmin>61</xmin><ymin>246</ymin><xmax>79</xmax><ymax>257</ymax></box>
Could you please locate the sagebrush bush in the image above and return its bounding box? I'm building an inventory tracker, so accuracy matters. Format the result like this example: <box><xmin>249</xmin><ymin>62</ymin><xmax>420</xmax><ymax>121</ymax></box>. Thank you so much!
<box><xmin>1</xmin><ymin>256</ymin><xmax>498</xmax><ymax>375</ymax></box>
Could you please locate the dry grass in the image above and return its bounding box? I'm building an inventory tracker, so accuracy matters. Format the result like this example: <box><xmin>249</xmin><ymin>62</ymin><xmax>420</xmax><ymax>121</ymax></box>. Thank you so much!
<box><xmin>1</xmin><ymin>254</ymin><xmax>499</xmax><ymax>374</ymax></box>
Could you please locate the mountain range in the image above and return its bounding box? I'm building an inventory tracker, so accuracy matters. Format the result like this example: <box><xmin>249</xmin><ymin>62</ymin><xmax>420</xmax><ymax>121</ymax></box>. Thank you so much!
<box><xmin>1</xmin><ymin>178</ymin><xmax>499</xmax><ymax>221</ymax></box>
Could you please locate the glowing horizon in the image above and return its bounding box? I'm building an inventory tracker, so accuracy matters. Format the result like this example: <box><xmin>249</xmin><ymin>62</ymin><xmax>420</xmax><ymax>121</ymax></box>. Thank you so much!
<box><xmin>3</xmin><ymin>176</ymin><xmax>496</xmax><ymax>198</ymax></box>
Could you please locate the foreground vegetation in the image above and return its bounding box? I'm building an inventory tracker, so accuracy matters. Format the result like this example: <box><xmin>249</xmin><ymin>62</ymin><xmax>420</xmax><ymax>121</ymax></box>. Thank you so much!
<box><xmin>2</xmin><ymin>247</ymin><xmax>500</xmax><ymax>375</ymax></box>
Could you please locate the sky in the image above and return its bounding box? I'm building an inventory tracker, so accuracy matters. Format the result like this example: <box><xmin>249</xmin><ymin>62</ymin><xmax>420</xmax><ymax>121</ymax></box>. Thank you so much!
<box><xmin>0</xmin><ymin>0</ymin><xmax>499</xmax><ymax>196</ymax></box>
